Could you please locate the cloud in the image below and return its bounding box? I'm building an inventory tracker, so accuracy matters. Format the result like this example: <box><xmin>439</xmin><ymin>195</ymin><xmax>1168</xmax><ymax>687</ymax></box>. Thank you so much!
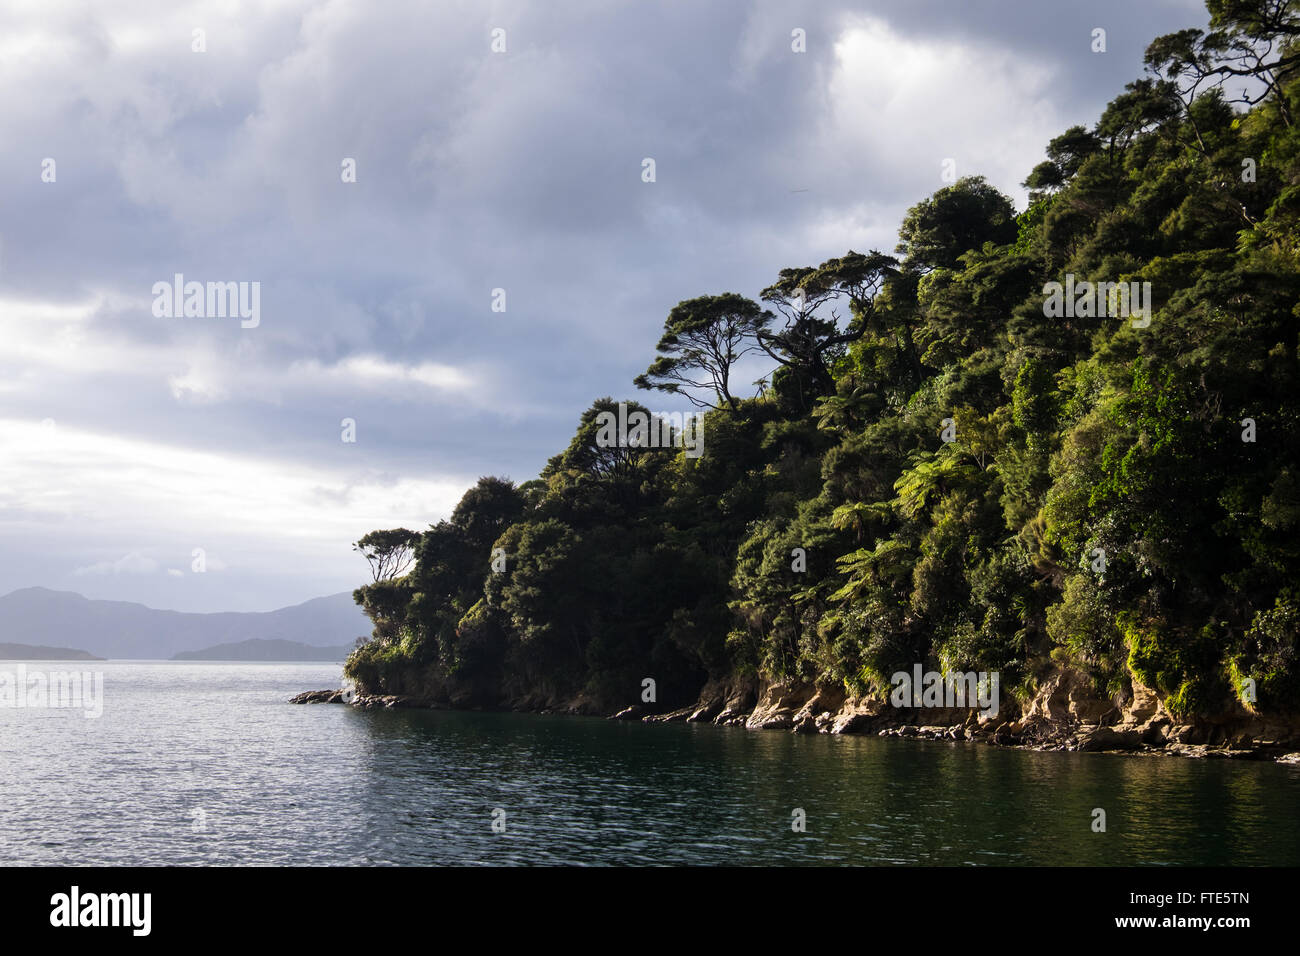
<box><xmin>286</xmin><ymin>355</ymin><xmax>480</xmax><ymax>395</ymax></box>
<box><xmin>2</xmin><ymin>418</ymin><xmax>470</xmax><ymax>541</ymax></box>
<box><xmin>824</xmin><ymin>17</ymin><xmax>1061</xmax><ymax>207</ymax></box>
<box><xmin>73</xmin><ymin>551</ymin><xmax>159</xmax><ymax>577</ymax></box>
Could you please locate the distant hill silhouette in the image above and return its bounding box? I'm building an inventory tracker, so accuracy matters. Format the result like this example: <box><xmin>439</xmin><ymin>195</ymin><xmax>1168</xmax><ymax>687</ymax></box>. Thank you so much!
<box><xmin>0</xmin><ymin>642</ymin><xmax>104</xmax><ymax>661</ymax></box>
<box><xmin>172</xmin><ymin>638</ymin><xmax>353</xmax><ymax>661</ymax></box>
<box><xmin>0</xmin><ymin>588</ymin><xmax>370</xmax><ymax>660</ymax></box>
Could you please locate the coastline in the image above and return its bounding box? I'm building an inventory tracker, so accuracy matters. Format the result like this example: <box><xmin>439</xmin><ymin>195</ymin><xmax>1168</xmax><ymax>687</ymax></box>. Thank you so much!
<box><xmin>291</xmin><ymin>665</ymin><xmax>1300</xmax><ymax>765</ymax></box>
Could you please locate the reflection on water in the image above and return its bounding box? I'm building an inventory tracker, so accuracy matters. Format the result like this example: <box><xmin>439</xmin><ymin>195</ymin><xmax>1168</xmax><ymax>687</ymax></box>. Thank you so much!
<box><xmin>2</xmin><ymin>662</ymin><xmax>1297</xmax><ymax>865</ymax></box>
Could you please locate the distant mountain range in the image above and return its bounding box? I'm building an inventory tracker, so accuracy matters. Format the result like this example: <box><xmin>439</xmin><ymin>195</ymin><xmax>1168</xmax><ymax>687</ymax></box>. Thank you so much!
<box><xmin>0</xmin><ymin>642</ymin><xmax>104</xmax><ymax>661</ymax></box>
<box><xmin>0</xmin><ymin>587</ymin><xmax>372</xmax><ymax>660</ymax></box>
<box><xmin>172</xmin><ymin>638</ymin><xmax>353</xmax><ymax>661</ymax></box>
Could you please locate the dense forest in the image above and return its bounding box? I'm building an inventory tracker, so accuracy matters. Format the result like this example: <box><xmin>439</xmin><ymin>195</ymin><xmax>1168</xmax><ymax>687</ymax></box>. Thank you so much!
<box><xmin>347</xmin><ymin>0</ymin><xmax>1300</xmax><ymax>724</ymax></box>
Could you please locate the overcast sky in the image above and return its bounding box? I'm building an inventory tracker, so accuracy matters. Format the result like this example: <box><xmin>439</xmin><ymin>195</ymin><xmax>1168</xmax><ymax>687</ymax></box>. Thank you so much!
<box><xmin>0</xmin><ymin>0</ymin><xmax>1210</xmax><ymax>612</ymax></box>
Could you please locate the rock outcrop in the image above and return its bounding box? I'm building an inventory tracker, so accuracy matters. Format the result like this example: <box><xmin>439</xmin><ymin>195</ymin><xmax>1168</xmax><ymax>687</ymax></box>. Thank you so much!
<box><xmin>289</xmin><ymin>689</ymin><xmax>347</xmax><ymax>704</ymax></box>
<box><xmin>296</xmin><ymin>664</ymin><xmax>1300</xmax><ymax>762</ymax></box>
<box><xmin>630</xmin><ymin>665</ymin><xmax>1300</xmax><ymax>762</ymax></box>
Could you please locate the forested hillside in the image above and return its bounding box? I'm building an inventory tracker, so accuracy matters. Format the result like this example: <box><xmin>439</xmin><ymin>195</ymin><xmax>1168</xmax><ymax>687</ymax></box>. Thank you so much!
<box><xmin>348</xmin><ymin>0</ymin><xmax>1300</xmax><ymax>724</ymax></box>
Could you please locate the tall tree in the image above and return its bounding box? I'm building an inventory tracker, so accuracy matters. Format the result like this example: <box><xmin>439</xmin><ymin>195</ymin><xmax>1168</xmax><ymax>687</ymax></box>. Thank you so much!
<box><xmin>352</xmin><ymin>529</ymin><xmax>420</xmax><ymax>582</ymax></box>
<box><xmin>634</xmin><ymin>293</ymin><xmax>769</xmax><ymax>410</ymax></box>
<box><xmin>756</xmin><ymin>250</ymin><xmax>899</xmax><ymax>405</ymax></box>
<box><xmin>1145</xmin><ymin>0</ymin><xmax>1300</xmax><ymax>125</ymax></box>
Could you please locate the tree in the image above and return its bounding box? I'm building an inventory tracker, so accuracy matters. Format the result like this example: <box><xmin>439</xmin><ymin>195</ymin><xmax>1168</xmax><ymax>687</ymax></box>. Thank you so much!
<box><xmin>895</xmin><ymin>177</ymin><xmax>1018</xmax><ymax>271</ymax></box>
<box><xmin>634</xmin><ymin>293</ymin><xmax>769</xmax><ymax>410</ymax></box>
<box><xmin>1095</xmin><ymin>78</ymin><xmax>1182</xmax><ymax>151</ymax></box>
<box><xmin>1023</xmin><ymin>126</ymin><xmax>1101</xmax><ymax>199</ymax></box>
<box><xmin>1145</xmin><ymin>0</ymin><xmax>1300</xmax><ymax>126</ymax></box>
<box><xmin>756</xmin><ymin>250</ymin><xmax>899</xmax><ymax>404</ymax></box>
<box><xmin>451</xmin><ymin>476</ymin><xmax>527</xmax><ymax>548</ymax></box>
<box><xmin>548</xmin><ymin>398</ymin><xmax>664</xmax><ymax>482</ymax></box>
<box><xmin>352</xmin><ymin>528</ymin><xmax>420</xmax><ymax>582</ymax></box>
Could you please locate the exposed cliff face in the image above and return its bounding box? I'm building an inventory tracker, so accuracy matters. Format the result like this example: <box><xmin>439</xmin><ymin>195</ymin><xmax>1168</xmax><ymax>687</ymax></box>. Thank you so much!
<box><xmin>296</xmin><ymin>664</ymin><xmax>1300</xmax><ymax>762</ymax></box>
<box><xmin>632</xmin><ymin>666</ymin><xmax>1300</xmax><ymax>760</ymax></box>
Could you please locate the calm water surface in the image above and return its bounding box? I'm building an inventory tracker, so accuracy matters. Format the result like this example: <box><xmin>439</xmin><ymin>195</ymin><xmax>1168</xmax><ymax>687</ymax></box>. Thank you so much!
<box><xmin>2</xmin><ymin>662</ymin><xmax>1298</xmax><ymax>865</ymax></box>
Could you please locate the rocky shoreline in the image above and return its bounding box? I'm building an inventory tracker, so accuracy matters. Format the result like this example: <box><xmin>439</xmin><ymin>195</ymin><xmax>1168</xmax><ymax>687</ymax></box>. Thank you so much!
<box><xmin>290</xmin><ymin>666</ymin><xmax>1300</xmax><ymax>765</ymax></box>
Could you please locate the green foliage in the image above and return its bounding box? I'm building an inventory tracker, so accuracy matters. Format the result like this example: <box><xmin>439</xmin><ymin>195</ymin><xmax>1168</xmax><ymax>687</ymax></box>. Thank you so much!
<box><xmin>347</xmin><ymin>2</ymin><xmax>1300</xmax><ymax>721</ymax></box>
<box><xmin>896</xmin><ymin>176</ymin><xmax>1018</xmax><ymax>271</ymax></box>
<box><xmin>1240</xmin><ymin>596</ymin><xmax>1300</xmax><ymax>709</ymax></box>
<box><xmin>1124</xmin><ymin>617</ymin><xmax>1228</xmax><ymax>718</ymax></box>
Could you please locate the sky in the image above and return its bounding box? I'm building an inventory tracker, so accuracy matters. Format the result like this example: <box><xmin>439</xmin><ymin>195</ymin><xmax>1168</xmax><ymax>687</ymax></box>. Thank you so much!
<box><xmin>0</xmin><ymin>0</ymin><xmax>1212</xmax><ymax>612</ymax></box>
